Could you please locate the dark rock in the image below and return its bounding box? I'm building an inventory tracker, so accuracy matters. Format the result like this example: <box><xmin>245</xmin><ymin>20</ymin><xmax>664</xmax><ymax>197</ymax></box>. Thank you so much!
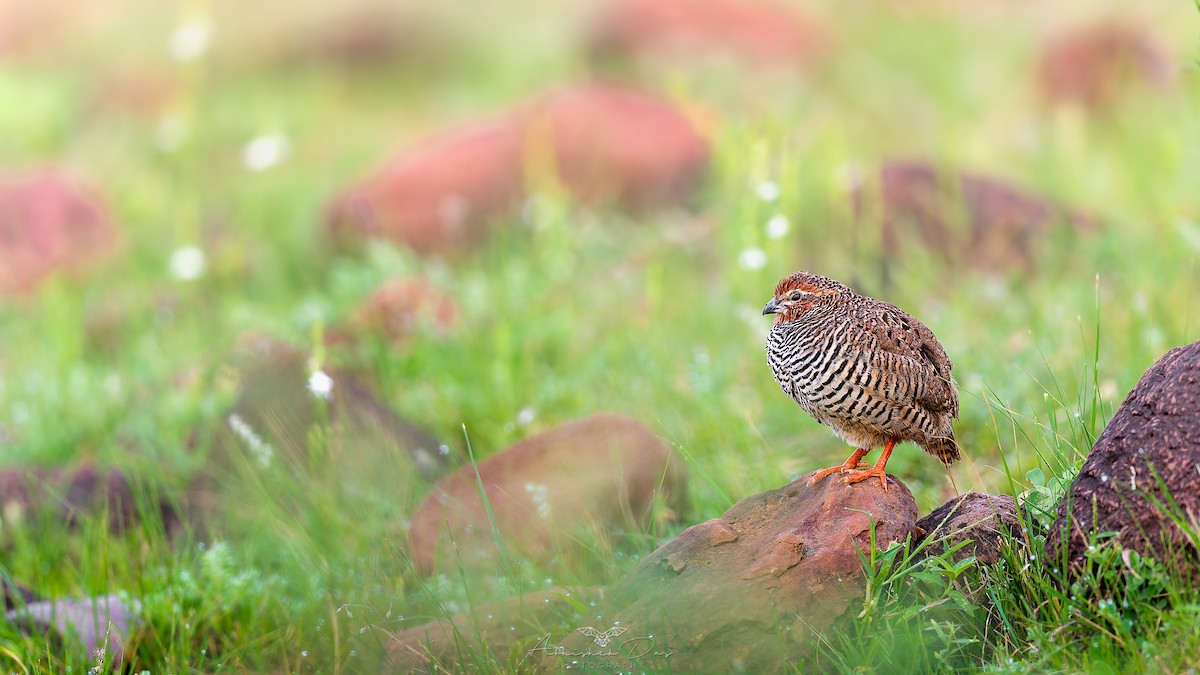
<box><xmin>0</xmin><ymin>464</ymin><xmax>179</xmax><ymax>536</ymax></box>
<box><xmin>406</xmin><ymin>413</ymin><xmax>687</xmax><ymax>576</ymax></box>
<box><xmin>382</xmin><ymin>586</ymin><xmax>604</xmax><ymax>673</ymax></box>
<box><xmin>913</xmin><ymin>492</ymin><xmax>1023</xmax><ymax>565</ymax></box>
<box><xmin>588</xmin><ymin>0</ymin><xmax>828</xmax><ymax>69</ymax></box>
<box><xmin>7</xmin><ymin>594</ymin><xmax>140</xmax><ymax>666</ymax></box>
<box><xmin>1046</xmin><ymin>340</ymin><xmax>1200</xmax><ymax>576</ymax></box>
<box><xmin>0</xmin><ymin>170</ymin><xmax>118</xmax><ymax>294</ymax></box>
<box><xmin>542</xmin><ymin>473</ymin><xmax>916</xmax><ymax>672</ymax></box>
<box><xmin>325</xmin><ymin>84</ymin><xmax>709</xmax><ymax>256</ymax></box>
<box><xmin>1037</xmin><ymin>21</ymin><xmax>1173</xmax><ymax>111</ymax></box>
<box><xmin>221</xmin><ymin>336</ymin><xmax>446</xmax><ymax>480</ymax></box>
<box><xmin>3</xmin><ymin>579</ymin><xmax>40</xmax><ymax>611</ymax></box>
<box><xmin>851</xmin><ymin>160</ymin><xmax>1097</xmax><ymax>281</ymax></box>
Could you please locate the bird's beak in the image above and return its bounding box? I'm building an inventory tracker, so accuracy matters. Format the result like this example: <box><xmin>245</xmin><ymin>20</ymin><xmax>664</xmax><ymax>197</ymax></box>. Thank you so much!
<box><xmin>762</xmin><ymin>297</ymin><xmax>780</xmax><ymax>315</ymax></box>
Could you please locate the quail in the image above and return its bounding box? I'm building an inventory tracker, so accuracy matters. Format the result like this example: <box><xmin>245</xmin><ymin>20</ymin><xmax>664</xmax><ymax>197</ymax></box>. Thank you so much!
<box><xmin>763</xmin><ymin>271</ymin><xmax>960</xmax><ymax>488</ymax></box>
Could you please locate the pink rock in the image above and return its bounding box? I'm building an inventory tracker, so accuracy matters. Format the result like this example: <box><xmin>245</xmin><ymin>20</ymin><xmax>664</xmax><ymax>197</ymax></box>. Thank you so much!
<box><xmin>325</xmin><ymin>84</ymin><xmax>710</xmax><ymax>256</ymax></box>
<box><xmin>406</xmin><ymin>413</ymin><xmax>688</xmax><ymax>576</ymax></box>
<box><xmin>1037</xmin><ymin>21</ymin><xmax>1173</xmax><ymax>111</ymax></box>
<box><xmin>341</xmin><ymin>277</ymin><xmax>457</xmax><ymax>345</ymax></box>
<box><xmin>0</xmin><ymin>170</ymin><xmax>117</xmax><ymax>294</ymax></box>
<box><xmin>588</xmin><ymin>0</ymin><xmax>828</xmax><ymax>68</ymax></box>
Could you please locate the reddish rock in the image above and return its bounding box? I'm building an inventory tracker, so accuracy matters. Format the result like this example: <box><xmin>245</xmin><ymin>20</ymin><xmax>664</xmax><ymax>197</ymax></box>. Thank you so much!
<box><xmin>0</xmin><ymin>170</ymin><xmax>118</xmax><ymax>294</ymax></box>
<box><xmin>382</xmin><ymin>586</ymin><xmax>604</xmax><ymax>672</ymax></box>
<box><xmin>342</xmin><ymin>277</ymin><xmax>456</xmax><ymax>345</ymax></box>
<box><xmin>913</xmin><ymin>492</ymin><xmax>1023</xmax><ymax>565</ymax></box>
<box><xmin>545</xmin><ymin>474</ymin><xmax>916</xmax><ymax>672</ymax></box>
<box><xmin>851</xmin><ymin>160</ymin><xmax>1097</xmax><ymax>281</ymax></box>
<box><xmin>1038</xmin><ymin>21</ymin><xmax>1173</xmax><ymax>111</ymax></box>
<box><xmin>0</xmin><ymin>463</ymin><xmax>179</xmax><ymax>536</ymax></box>
<box><xmin>588</xmin><ymin>0</ymin><xmax>828</xmax><ymax>68</ymax></box>
<box><xmin>326</xmin><ymin>84</ymin><xmax>709</xmax><ymax>256</ymax></box>
<box><xmin>7</xmin><ymin>594</ymin><xmax>141</xmax><ymax>667</ymax></box>
<box><xmin>406</xmin><ymin>413</ymin><xmax>687</xmax><ymax>576</ymax></box>
<box><xmin>1046</xmin><ymin>341</ymin><xmax>1200</xmax><ymax>577</ymax></box>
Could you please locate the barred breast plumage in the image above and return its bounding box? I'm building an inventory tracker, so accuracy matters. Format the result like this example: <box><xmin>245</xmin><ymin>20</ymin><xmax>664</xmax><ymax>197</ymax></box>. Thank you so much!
<box><xmin>763</xmin><ymin>270</ymin><xmax>959</xmax><ymax>488</ymax></box>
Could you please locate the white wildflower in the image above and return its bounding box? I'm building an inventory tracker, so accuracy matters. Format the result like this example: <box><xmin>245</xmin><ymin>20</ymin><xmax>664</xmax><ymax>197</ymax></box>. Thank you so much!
<box><xmin>169</xmin><ymin>21</ymin><xmax>213</xmax><ymax>62</ymax></box>
<box><xmin>168</xmin><ymin>246</ymin><xmax>206</xmax><ymax>281</ymax></box>
<box><xmin>516</xmin><ymin>407</ymin><xmax>535</xmax><ymax>426</ymax></box>
<box><xmin>765</xmin><ymin>214</ymin><xmax>790</xmax><ymax>239</ymax></box>
<box><xmin>755</xmin><ymin>180</ymin><xmax>780</xmax><ymax>202</ymax></box>
<box><xmin>737</xmin><ymin>247</ymin><xmax>767</xmax><ymax>271</ymax></box>
<box><xmin>242</xmin><ymin>134</ymin><xmax>290</xmax><ymax>171</ymax></box>
<box><xmin>307</xmin><ymin>370</ymin><xmax>334</xmax><ymax>400</ymax></box>
<box><xmin>228</xmin><ymin>414</ymin><xmax>273</xmax><ymax>467</ymax></box>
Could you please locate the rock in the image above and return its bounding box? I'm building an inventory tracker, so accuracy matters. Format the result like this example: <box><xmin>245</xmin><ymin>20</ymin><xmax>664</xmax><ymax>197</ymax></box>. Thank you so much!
<box><xmin>325</xmin><ymin>84</ymin><xmax>709</xmax><ymax>256</ymax></box>
<box><xmin>1046</xmin><ymin>340</ymin><xmax>1200</xmax><ymax>576</ymax></box>
<box><xmin>0</xmin><ymin>463</ymin><xmax>180</xmax><ymax>536</ymax></box>
<box><xmin>406</xmin><ymin>413</ymin><xmax>687</xmax><ymax>576</ymax></box>
<box><xmin>851</xmin><ymin>160</ymin><xmax>1097</xmax><ymax>282</ymax></box>
<box><xmin>339</xmin><ymin>277</ymin><xmax>457</xmax><ymax>346</ymax></box>
<box><xmin>382</xmin><ymin>586</ymin><xmax>604</xmax><ymax>673</ymax></box>
<box><xmin>7</xmin><ymin>594</ymin><xmax>140</xmax><ymax>666</ymax></box>
<box><xmin>3</xmin><ymin>579</ymin><xmax>39</xmax><ymax>611</ymax></box>
<box><xmin>540</xmin><ymin>473</ymin><xmax>916</xmax><ymax>673</ymax></box>
<box><xmin>0</xmin><ymin>170</ymin><xmax>118</xmax><ymax>294</ymax></box>
<box><xmin>588</xmin><ymin>0</ymin><xmax>828</xmax><ymax>69</ymax></box>
<box><xmin>220</xmin><ymin>336</ymin><xmax>447</xmax><ymax>481</ymax></box>
<box><xmin>1037</xmin><ymin>21</ymin><xmax>1173</xmax><ymax>111</ymax></box>
<box><xmin>913</xmin><ymin>492</ymin><xmax>1023</xmax><ymax>565</ymax></box>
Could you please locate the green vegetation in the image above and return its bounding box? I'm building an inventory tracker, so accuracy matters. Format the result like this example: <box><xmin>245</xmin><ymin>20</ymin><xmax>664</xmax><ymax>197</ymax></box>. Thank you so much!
<box><xmin>1</xmin><ymin>1</ymin><xmax>1198</xmax><ymax>672</ymax></box>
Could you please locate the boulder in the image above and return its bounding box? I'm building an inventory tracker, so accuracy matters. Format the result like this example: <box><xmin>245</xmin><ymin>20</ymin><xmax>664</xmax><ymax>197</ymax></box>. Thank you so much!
<box><xmin>913</xmin><ymin>492</ymin><xmax>1023</xmax><ymax>565</ymax></box>
<box><xmin>382</xmin><ymin>586</ymin><xmax>604</xmax><ymax>673</ymax></box>
<box><xmin>539</xmin><ymin>473</ymin><xmax>916</xmax><ymax>673</ymax></box>
<box><xmin>851</xmin><ymin>160</ymin><xmax>1097</xmax><ymax>281</ymax></box>
<box><xmin>0</xmin><ymin>463</ymin><xmax>180</xmax><ymax>536</ymax></box>
<box><xmin>0</xmin><ymin>170</ymin><xmax>118</xmax><ymax>294</ymax></box>
<box><xmin>1046</xmin><ymin>340</ymin><xmax>1200</xmax><ymax>576</ymax></box>
<box><xmin>325</xmin><ymin>84</ymin><xmax>709</xmax><ymax>256</ymax></box>
<box><xmin>406</xmin><ymin>413</ymin><xmax>687</xmax><ymax>576</ymax></box>
<box><xmin>1037</xmin><ymin>21</ymin><xmax>1173</xmax><ymax>111</ymax></box>
<box><xmin>6</xmin><ymin>594</ymin><xmax>141</xmax><ymax>667</ymax></box>
<box><xmin>220</xmin><ymin>336</ymin><xmax>447</xmax><ymax>480</ymax></box>
<box><xmin>3</xmin><ymin>579</ymin><xmax>39</xmax><ymax>611</ymax></box>
<box><xmin>587</xmin><ymin>0</ymin><xmax>828</xmax><ymax>69</ymax></box>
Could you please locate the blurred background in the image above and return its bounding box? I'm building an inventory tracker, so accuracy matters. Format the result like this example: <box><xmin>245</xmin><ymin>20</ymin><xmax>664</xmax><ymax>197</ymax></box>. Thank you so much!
<box><xmin>1</xmin><ymin>0</ymin><xmax>1198</xmax><ymax>670</ymax></box>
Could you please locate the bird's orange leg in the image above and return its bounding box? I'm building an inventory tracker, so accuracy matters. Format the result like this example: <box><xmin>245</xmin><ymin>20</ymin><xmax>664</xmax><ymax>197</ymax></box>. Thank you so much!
<box><xmin>845</xmin><ymin>438</ymin><xmax>897</xmax><ymax>490</ymax></box>
<box><xmin>806</xmin><ymin>447</ymin><xmax>870</xmax><ymax>486</ymax></box>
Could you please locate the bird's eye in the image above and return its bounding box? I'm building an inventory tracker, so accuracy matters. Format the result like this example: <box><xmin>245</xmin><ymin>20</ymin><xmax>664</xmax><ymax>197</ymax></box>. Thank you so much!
<box><xmin>789</xmin><ymin>292</ymin><xmax>802</xmax><ymax>301</ymax></box>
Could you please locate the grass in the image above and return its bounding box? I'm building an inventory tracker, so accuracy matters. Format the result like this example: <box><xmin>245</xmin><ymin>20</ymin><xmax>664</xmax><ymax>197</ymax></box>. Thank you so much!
<box><xmin>1</xmin><ymin>0</ymin><xmax>1198</xmax><ymax>672</ymax></box>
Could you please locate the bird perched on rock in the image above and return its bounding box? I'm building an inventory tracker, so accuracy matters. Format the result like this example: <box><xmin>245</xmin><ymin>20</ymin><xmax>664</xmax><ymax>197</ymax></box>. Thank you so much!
<box><xmin>763</xmin><ymin>271</ymin><xmax>959</xmax><ymax>489</ymax></box>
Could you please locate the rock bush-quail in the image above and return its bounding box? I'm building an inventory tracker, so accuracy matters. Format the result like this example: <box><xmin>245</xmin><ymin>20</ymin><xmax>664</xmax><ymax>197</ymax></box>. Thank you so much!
<box><xmin>763</xmin><ymin>270</ymin><xmax>960</xmax><ymax>488</ymax></box>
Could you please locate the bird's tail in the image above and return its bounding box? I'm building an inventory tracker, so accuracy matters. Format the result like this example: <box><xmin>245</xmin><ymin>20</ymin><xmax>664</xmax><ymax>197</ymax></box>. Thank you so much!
<box><xmin>925</xmin><ymin>432</ymin><xmax>961</xmax><ymax>466</ymax></box>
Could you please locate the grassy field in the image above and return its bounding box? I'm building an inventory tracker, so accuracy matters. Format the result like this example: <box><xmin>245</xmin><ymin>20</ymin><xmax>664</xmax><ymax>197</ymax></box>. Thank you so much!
<box><xmin>1</xmin><ymin>0</ymin><xmax>1199</xmax><ymax>672</ymax></box>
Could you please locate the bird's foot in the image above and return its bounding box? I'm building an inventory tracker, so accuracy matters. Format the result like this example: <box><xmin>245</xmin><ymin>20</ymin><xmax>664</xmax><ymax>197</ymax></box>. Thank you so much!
<box><xmin>844</xmin><ymin>465</ymin><xmax>889</xmax><ymax>491</ymax></box>
<box><xmin>806</xmin><ymin>461</ymin><xmax>870</xmax><ymax>486</ymax></box>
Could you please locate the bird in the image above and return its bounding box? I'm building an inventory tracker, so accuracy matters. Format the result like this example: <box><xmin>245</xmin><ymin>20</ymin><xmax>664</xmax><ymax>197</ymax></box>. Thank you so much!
<box><xmin>762</xmin><ymin>270</ymin><xmax>960</xmax><ymax>489</ymax></box>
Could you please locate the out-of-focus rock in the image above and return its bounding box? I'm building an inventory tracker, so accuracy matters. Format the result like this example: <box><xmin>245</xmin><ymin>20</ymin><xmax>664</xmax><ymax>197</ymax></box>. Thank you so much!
<box><xmin>2</xmin><ymin>579</ymin><xmax>39</xmax><ymax>611</ymax></box>
<box><xmin>0</xmin><ymin>170</ymin><xmax>118</xmax><ymax>294</ymax></box>
<box><xmin>6</xmin><ymin>594</ymin><xmax>141</xmax><ymax>667</ymax></box>
<box><xmin>0</xmin><ymin>464</ymin><xmax>180</xmax><ymax>536</ymax></box>
<box><xmin>1046</xmin><ymin>340</ymin><xmax>1200</xmax><ymax>577</ymax></box>
<box><xmin>382</xmin><ymin>586</ymin><xmax>604</xmax><ymax>673</ymax></box>
<box><xmin>339</xmin><ymin>277</ymin><xmax>457</xmax><ymax>346</ymax></box>
<box><xmin>851</xmin><ymin>160</ymin><xmax>1097</xmax><ymax>282</ymax></box>
<box><xmin>542</xmin><ymin>474</ymin><xmax>916</xmax><ymax>672</ymax></box>
<box><xmin>406</xmin><ymin>413</ymin><xmax>687</xmax><ymax>577</ymax></box>
<box><xmin>588</xmin><ymin>0</ymin><xmax>828</xmax><ymax>69</ymax></box>
<box><xmin>325</xmin><ymin>84</ymin><xmax>710</xmax><ymax>256</ymax></box>
<box><xmin>221</xmin><ymin>336</ymin><xmax>447</xmax><ymax>480</ymax></box>
<box><xmin>1037</xmin><ymin>21</ymin><xmax>1174</xmax><ymax>111</ymax></box>
<box><xmin>914</xmin><ymin>492</ymin><xmax>1023</xmax><ymax>565</ymax></box>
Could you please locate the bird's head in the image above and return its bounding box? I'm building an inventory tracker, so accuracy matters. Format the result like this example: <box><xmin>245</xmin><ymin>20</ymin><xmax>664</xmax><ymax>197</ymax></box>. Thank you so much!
<box><xmin>762</xmin><ymin>271</ymin><xmax>852</xmax><ymax>324</ymax></box>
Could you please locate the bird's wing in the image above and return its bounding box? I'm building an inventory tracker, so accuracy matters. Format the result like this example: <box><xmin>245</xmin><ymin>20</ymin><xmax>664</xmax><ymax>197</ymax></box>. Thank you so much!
<box><xmin>857</xmin><ymin>301</ymin><xmax>959</xmax><ymax>416</ymax></box>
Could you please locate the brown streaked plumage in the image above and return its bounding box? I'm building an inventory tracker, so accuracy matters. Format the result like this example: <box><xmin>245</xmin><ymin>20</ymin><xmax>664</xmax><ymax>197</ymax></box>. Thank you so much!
<box><xmin>763</xmin><ymin>270</ymin><xmax>959</xmax><ymax>489</ymax></box>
